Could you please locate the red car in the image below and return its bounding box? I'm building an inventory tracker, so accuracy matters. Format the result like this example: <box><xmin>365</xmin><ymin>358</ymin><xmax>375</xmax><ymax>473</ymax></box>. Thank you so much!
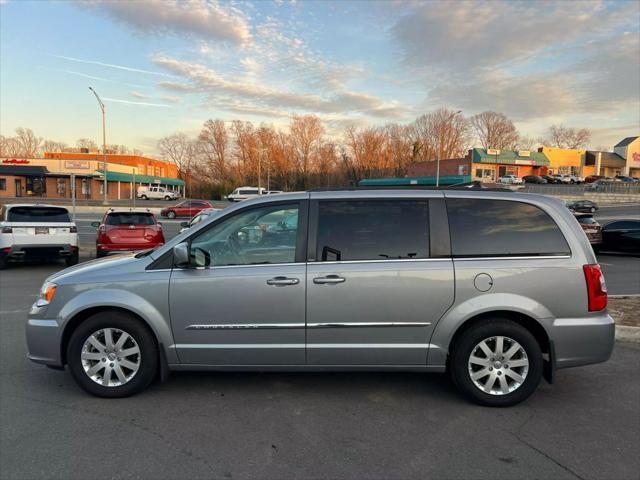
<box><xmin>574</xmin><ymin>213</ymin><xmax>602</xmax><ymax>249</ymax></box>
<box><xmin>92</xmin><ymin>209</ymin><xmax>164</xmax><ymax>257</ymax></box>
<box><xmin>160</xmin><ymin>200</ymin><xmax>213</xmax><ymax>219</ymax></box>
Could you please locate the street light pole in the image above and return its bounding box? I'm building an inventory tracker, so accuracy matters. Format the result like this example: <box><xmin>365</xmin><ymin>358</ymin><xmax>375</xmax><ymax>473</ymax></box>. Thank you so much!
<box><xmin>436</xmin><ymin>110</ymin><xmax>462</xmax><ymax>187</ymax></box>
<box><xmin>89</xmin><ymin>87</ymin><xmax>108</xmax><ymax>205</ymax></box>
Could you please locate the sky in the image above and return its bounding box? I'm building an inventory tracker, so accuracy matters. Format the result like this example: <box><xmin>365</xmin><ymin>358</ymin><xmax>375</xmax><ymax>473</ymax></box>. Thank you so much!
<box><xmin>1</xmin><ymin>0</ymin><xmax>639</xmax><ymax>156</ymax></box>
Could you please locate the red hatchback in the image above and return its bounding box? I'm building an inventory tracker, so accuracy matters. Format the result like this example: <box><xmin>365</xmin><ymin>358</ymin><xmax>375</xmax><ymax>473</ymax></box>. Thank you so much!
<box><xmin>93</xmin><ymin>209</ymin><xmax>165</xmax><ymax>257</ymax></box>
<box><xmin>160</xmin><ymin>200</ymin><xmax>213</xmax><ymax>219</ymax></box>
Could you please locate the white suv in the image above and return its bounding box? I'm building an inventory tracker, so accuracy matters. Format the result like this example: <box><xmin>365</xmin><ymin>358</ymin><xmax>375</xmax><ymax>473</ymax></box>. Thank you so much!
<box><xmin>498</xmin><ymin>175</ymin><xmax>523</xmax><ymax>185</ymax></box>
<box><xmin>0</xmin><ymin>204</ymin><xmax>79</xmax><ymax>269</ymax></box>
<box><xmin>227</xmin><ymin>187</ymin><xmax>266</xmax><ymax>202</ymax></box>
<box><xmin>137</xmin><ymin>186</ymin><xmax>180</xmax><ymax>201</ymax></box>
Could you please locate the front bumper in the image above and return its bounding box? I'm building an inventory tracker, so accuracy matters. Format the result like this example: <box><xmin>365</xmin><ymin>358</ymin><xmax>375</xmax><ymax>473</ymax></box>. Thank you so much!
<box><xmin>26</xmin><ymin>315</ymin><xmax>63</xmax><ymax>367</ymax></box>
<box><xmin>550</xmin><ymin>313</ymin><xmax>615</xmax><ymax>369</ymax></box>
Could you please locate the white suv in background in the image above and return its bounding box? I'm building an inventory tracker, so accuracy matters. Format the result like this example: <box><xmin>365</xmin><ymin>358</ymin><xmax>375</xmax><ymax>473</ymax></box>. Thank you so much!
<box><xmin>0</xmin><ymin>204</ymin><xmax>79</xmax><ymax>269</ymax></box>
<box><xmin>137</xmin><ymin>186</ymin><xmax>180</xmax><ymax>201</ymax></box>
<box><xmin>227</xmin><ymin>186</ymin><xmax>266</xmax><ymax>202</ymax></box>
<box><xmin>498</xmin><ymin>175</ymin><xmax>523</xmax><ymax>185</ymax></box>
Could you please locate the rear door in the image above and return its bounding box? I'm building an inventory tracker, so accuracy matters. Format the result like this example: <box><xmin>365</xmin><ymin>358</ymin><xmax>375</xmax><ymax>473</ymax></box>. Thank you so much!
<box><xmin>305</xmin><ymin>193</ymin><xmax>455</xmax><ymax>365</ymax></box>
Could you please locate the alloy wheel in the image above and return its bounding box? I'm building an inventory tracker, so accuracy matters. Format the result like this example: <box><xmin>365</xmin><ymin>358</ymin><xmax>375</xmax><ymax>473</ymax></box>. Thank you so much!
<box><xmin>81</xmin><ymin>328</ymin><xmax>141</xmax><ymax>387</ymax></box>
<box><xmin>467</xmin><ymin>336</ymin><xmax>529</xmax><ymax>395</ymax></box>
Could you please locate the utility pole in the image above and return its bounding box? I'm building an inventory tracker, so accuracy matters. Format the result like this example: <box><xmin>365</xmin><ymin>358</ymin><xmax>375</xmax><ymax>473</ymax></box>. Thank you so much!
<box><xmin>258</xmin><ymin>148</ymin><xmax>262</xmax><ymax>194</ymax></box>
<box><xmin>436</xmin><ymin>110</ymin><xmax>462</xmax><ymax>187</ymax></box>
<box><xmin>89</xmin><ymin>87</ymin><xmax>108</xmax><ymax>204</ymax></box>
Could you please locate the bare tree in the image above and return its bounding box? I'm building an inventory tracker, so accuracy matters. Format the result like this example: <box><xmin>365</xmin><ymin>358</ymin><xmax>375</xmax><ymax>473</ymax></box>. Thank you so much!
<box><xmin>14</xmin><ymin>127</ymin><xmax>42</xmax><ymax>157</ymax></box>
<box><xmin>547</xmin><ymin>125</ymin><xmax>591</xmax><ymax>149</ymax></box>
<box><xmin>132</xmin><ymin>149</ymin><xmax>144</xmax><ymax>156</ymax></box>
<box><xmin>0</xmin><ymin>135</ymin><xmax>22</xmax><ymax>157</ymax></box>
<box><xmin>289</xmin><ymin>115</ymin><xmax>324</xmax><ymax>187</ymax></box>
<box><xmin>42</xmin><ymin>140</ymin><xmax>68</xmax><ymax>153</ymax></box>
<box><xmin>516</xmin><ymin>136</ymin><xmax>543</xmax><ymax>151</ymax></box>
<box><xmin>76</xmin><ymin>138</ymin><xmax>98</xmax><ymax>151</ymax></box>
<box><xmin>413</xmin><ymin>108</ymin><xmax>470</xmax><ymax>161</ymax></box>
<box><xmin>198</xmin><ymin>120</ymin><xmax>228</xmax><ymax>182</ymax></box>
<box><xmin>470</xmin><ymin>111</ymin><xmax>519</xmax><ymax>150</ymax></box>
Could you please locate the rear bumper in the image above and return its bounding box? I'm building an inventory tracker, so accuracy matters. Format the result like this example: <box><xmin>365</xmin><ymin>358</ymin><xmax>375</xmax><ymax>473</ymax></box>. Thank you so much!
<box><xmin>550</xmin><ymin>313</ymin><xmax>615</xmax><ymax>369</ymax></box>
<box><xmin>2</xmin><ymin>244</ymin><xmax>77</xmax><ymax>262</ymax></box>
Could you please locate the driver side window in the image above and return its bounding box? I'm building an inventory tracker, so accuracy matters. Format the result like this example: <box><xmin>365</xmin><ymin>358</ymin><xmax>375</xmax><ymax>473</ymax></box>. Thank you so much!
<box><xmin>189</xmin><ymin>203</ymin><xmax>299</xmax><ymax>267</ymax></box>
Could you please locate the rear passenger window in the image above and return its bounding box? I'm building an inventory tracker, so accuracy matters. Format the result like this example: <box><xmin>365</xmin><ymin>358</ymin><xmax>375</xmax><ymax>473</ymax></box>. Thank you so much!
<box><xmin>316</xmin><ymin>200</ymin><xmax>429</xmax><ymax>261</ymax></box>
<box><xmin>446</xmin><ymin>199</ymin><xmax>570</xmax><ymax>257</ymax></box>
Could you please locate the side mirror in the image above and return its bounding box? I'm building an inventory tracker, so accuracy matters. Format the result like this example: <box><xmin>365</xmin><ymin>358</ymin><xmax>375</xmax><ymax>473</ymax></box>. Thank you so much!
<box><xmin>157</xmin><ymin>221</ymin><xmax>163</xmax><ymax>226</ymax></box>
<box><xmin>173</xmin><ymin>242</ymin><xmax>190</xmax><ymax>267</ymax></box>
<box><xmin>180</xmin><ymin>221</ymin><xmax>189</xmax><ymax>228</ymax></box>
<box><xmin>91</xmin><ymin>221</ymin><xmax>100</xmax><ymax>228</ymax></box>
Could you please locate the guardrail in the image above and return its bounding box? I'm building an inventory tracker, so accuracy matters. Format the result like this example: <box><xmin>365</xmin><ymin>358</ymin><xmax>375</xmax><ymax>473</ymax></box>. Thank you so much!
<box><xmin>522</xmin><ymin>183</ymin><xmax>640</xmax><ymax>195</ymax></box>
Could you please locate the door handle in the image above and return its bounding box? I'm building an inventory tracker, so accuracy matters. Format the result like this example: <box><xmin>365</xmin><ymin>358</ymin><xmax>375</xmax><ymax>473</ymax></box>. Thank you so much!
<box><xmin>313</xmin><ymin>275</ymin><xmax>346</xmax><ymax>285</ymax></box>
<box><xmin>266</xmin><ymin>276</ymin><xmax>299</xmax><ymax>286</ymax></box>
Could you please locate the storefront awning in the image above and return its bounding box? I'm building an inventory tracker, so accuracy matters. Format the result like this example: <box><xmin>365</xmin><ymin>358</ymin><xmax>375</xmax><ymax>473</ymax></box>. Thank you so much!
<box><xmin>94</xmin><ymin>170</ymin><xmax>185</xmax><ymax>186</ymax></box>
<box><xmin>0</xmin><ymin>165</ymin><xmax>49</xmax><ymax>176</ymax></box>
<box><xmin>471</xmin><ymin>148</ymin><xmax>550</xmax><ymax>166</ymax></box>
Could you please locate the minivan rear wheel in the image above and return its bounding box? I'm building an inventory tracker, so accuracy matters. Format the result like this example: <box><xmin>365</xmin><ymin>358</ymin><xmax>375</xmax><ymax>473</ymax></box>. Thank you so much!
<box><xmin>67</xmin><ymin>311</ymin><xmax>158</xmax><ymax>398</ymax></box>
<box><xmin>449</xmin><ymin>319</ymin><xmax>542</xmax><ymax>407</ymax></box>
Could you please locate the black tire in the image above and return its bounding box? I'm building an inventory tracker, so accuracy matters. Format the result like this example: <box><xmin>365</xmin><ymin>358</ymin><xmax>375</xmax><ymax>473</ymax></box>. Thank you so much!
<box><xmin>449</xmin><ymin>319</ymin><xmax>542</xmax><ymax>407</ymax></box>
<box><xmin>96</xmin><ymin>250</ymin><xmax>106</xmax><ymax>258</ymax></box>
<box><xmin>167</xmin><ymin>211</ymin><xmax>176</xmax><ymax>219</ymax></box>
<box><xmin>0</xmin><ymin>255</ymin><xmax>7</xmax><ymax>270</ymax></box>
<box><xmin>65</xmin><ymin>252</ymin><xmax>79</xmax><ymax>267</ymax></box>
<box><xmin>164</xmin><ymin>195</ymin><xmax>171</xmax><ymax>201</ymax></box>
<box><xmin>141</xmin><ymin>195</ymin><xmax>148</xmax><ymax>200</ymax></box>
<box><xmin>67</xmin><ymin>310</ymin><xmax>158</xmax><ymax>398</ymax></box>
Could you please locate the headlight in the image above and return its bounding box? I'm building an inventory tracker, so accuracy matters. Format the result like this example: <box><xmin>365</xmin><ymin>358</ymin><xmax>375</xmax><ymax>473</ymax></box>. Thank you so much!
<box><xmin>38</xmin><ymin>282</ymin><xmax>57</xmax><ymax>306</ymax></box>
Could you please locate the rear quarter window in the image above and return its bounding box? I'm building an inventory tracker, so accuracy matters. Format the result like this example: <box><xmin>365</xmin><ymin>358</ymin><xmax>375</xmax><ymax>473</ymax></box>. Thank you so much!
<box><xmin>7</xmin><ymin>207</ymin><xmax>70</xmax><ymax>223</ymax></box>
<box><xmin>446</xmin><ymin>198</ymin><xmax>570</xmax><ymax>257</ymax></box>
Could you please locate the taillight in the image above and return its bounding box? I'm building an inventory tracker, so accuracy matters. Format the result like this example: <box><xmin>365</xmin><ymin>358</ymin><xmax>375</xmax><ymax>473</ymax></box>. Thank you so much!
<box><xmin>583</xmin><ymin>264</ymin><xmax>607</xmax><ymax>311</ymax></box>
<box><xmin>1</xmin><ymin>226</ymin><xmax>12</xmax><ymax>233</ymax></box>
<box><xmin>70</xmin><ymin>226</ymin><xmax>78</xmax><ymax>233</ymax></box>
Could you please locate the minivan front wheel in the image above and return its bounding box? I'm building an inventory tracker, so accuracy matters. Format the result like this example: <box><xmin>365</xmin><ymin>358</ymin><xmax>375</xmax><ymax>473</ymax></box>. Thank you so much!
<box><xmin>450</xmin><ymin>319</ymin><xmax>542</xmax><ymax>407</ymax></box>
<box><xmin>67</xmin><ymin>311</ymin><xmax>158</xmax><ymax>397</ymax></box>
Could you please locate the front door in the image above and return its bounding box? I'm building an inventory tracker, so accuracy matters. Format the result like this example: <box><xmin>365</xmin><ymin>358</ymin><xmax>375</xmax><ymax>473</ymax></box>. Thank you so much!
<box><xmin>306</xmin><ymin>197</ymin><xmax>455</xmax><ymax>365</ymax></box>
<box><xmin>169</xmin><ymin>201</ymin><xmax>307</xmax><ymax>364</ymax></box>
<box><xmin>15</xmin><ymin>179</ymin><xmax>22</xmax><ymax>197</ymax></box>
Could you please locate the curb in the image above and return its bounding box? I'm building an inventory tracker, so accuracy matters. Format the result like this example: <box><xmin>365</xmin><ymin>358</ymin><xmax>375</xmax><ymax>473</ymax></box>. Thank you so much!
<box><xmin>616</xmin><ymin>325</ymin><xmax>640</xmax><ymax>343</ymax></box>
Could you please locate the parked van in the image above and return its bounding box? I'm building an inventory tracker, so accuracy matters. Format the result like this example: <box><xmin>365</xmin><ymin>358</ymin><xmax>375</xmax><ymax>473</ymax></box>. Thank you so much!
<box><xmin>26</xmin><ymin>189</ymin><xmax>613</xmax><ymax>406</ymax></box>
<box><xmin>227</xmin><ymin>186</ymin><xmax>265</xmax><ymax>202</ymax></box>
<box><xmin>137</xmin><ymin>186</ymin><xmax>180</xmax><ymax>201</ymax></box>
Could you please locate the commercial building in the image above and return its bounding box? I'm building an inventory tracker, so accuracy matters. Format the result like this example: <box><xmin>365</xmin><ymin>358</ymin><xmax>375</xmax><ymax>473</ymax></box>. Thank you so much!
<box><xmin>0</xmin><ymin>154</ymin><xmax>184</xmax><ymax>200</ymax></box>
<box><xmin>405</xmin><ymin>148</ymin><xmax>550</xmax><ymax>183</ymax></box>
<box><xmin>614</xmin><ymin>136</ymin><xmax>640</xmax><ymax>177</ymax></box>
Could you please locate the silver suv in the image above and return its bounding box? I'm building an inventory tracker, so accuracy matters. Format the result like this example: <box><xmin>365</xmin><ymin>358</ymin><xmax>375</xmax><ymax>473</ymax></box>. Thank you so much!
<box><xmin>26</xmin><ymin>190</ymin><xmax>614</xmax><ymax>406</ymax></box>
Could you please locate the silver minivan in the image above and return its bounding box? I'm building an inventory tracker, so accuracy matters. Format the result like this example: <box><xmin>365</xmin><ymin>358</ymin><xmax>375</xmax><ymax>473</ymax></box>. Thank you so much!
<box><xmin>26</xmin><ymin>190</ymin><xmax>614</xmax><ymax>406</ymax></box>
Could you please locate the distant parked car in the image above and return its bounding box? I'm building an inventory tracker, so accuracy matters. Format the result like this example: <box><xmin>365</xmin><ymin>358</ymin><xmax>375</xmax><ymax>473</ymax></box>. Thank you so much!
<box><xmin>600</xmin><ymin>220</ymin><xmax>640</xmax><ymax>255</ymax></box>
<box><xmin>586</xmin><ymin>180</ymin><xmax>614</xmax><ymax>192</ymax></box>
<box><xmin>137</xmin><ymin>186</ymin><xmax>180</xmax><ymax>201</ymax></box>
<box><xmin>228</xmin><ymin>187</ymin><xmax>266</xmax><ymax>202</ymax></box>
<box><xmin>179</xmin><ymin>208</ymin><xmax>222</xmax><ymax>233</ymax></box>
<box><xmin>585</xmin><ymin>175</ymin><xmax>606</xmax><ymax>183</ymax></box>
<box><xmin>574</xmin><ymin>213</ymin><xmax>602</xmax><ymax>248</ymax></box>
<box><xmin>0</xmin><ymin>204</ymin><xmax>78</xmax><ymax>269</ymax></box>
<box><xmin>522</xmin><ymin>175</ymin><xmax>547</xmax><ymax>184</ymax></box>
<box><xmin>566</xmin><ymin>200</ymin><xmax>598</xmax><ymax>213</ymax></box>
<box><xmin>498</xmin><ymin>175</ymin><xmax>523</xmax><ymax>185</ymax></box>
<box><xmin>614</xmin><ymin>175</ymin><xmax>635</xmax><ymax>183</ymax></box>
<box><xmin>541</xmin><ymin>175</ymin><xmax>561</xmax><ymax>184</ymax></box>
<box><xmin>92</xmin><ymin>209</ymin><xmax>164</xmax><ymax>258</ymax></box>
<box><xmin>160</xmin><ymin>200</ymin><xmax>213</xmax><ymax>219</ymax></box>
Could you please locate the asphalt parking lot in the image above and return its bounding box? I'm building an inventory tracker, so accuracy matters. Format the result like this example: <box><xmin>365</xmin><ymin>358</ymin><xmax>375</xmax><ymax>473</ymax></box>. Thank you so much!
<box><xmin>1</xmin><ymin>260</ymin><xmax>639</xmax><ymax>479</ymax></box>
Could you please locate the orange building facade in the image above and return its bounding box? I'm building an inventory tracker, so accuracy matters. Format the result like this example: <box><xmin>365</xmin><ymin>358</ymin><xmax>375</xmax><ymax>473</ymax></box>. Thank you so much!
<box><xmin>44</xmin><ymin>152</ymin><xmax>178</xmax><ymax>179</ymax></box>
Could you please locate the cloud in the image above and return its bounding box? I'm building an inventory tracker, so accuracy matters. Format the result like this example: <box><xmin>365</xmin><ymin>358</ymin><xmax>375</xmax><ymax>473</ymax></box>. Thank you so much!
<box><xmin>103</xmin><ymin>97</ymin><xmax>172</xmax><ymax>108</ymax></box>
<box><xmin>153</xmin><ymin>55</ymin><xmax>409</xmax><ymax>118</ymax></box>
<box><xmin>130</xmin><ymin>91</ymin><xmax>150</xmax><ymax>99</ymax></box>
<box><xmin>160</xmin><ymin>95</ymin><xmax>181</xmax><ymax>104</ymax></box>
<box><xmin>81</xmin><ymin>0</ymin><xmax>251</xmax><ymax>46</ymax></box>
<box><xmin>54</xmin><ymin>69</ymin><xmax>149</xmax><ymax>89</ymax></box>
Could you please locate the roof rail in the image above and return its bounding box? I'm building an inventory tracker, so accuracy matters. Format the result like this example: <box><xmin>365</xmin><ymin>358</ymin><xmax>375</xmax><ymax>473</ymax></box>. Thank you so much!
<box><xmin>309</xmin><ymin>181</ymin><xmax>513</xmax><ymax>193</ymax></box>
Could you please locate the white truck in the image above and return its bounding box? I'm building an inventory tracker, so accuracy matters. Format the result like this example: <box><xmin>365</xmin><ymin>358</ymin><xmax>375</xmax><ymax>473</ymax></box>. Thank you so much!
<box><xmin>137</xmin><ymin>186</ymin><xmax>180</xmax><ymax>201</ymax></box>
<box><xmin>0</xmin><ymin>204</ymin><xmax>79</xmax><ymax>269</ymax></box>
